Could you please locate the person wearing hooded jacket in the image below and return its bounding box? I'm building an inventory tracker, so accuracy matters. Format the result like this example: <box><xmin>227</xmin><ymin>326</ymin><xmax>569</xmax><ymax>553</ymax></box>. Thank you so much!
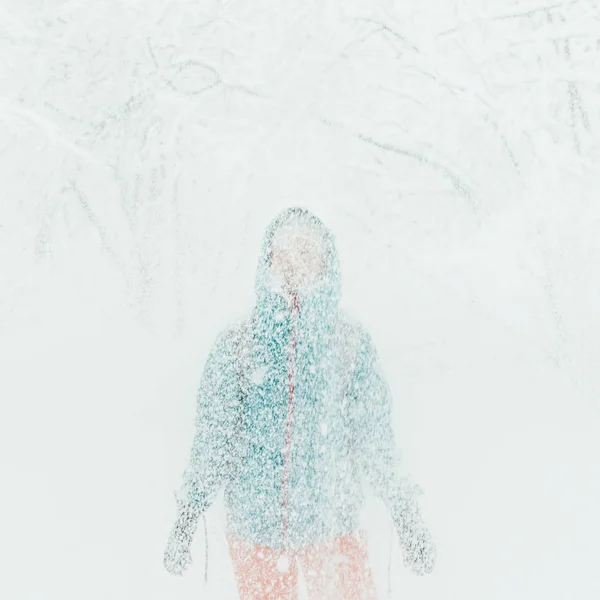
<box><xmin>164</xmin><ymin>208</ymin><xmax>436</xmax><ymax>599</ymax></box>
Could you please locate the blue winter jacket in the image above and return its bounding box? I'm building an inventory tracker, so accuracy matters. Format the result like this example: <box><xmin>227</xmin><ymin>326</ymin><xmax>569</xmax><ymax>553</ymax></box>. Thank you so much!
<box><xmin>182</xmin><ymin>208</ymin><xmax>412</xmax><ymax>551</ymax></box>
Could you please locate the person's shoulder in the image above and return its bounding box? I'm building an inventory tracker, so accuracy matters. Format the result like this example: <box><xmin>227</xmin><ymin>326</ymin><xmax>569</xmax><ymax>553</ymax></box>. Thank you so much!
<box><xmin>213</xmin><ymin>315</ymin><xmax>252</xmax><ymax>353</ymax></box>
<box><xmin>335</xmin><ymin>311</ymin><xmax>372</xmax><ymax>355</ymax></box>
<box><xmin>336</xmin><ymin>311</ymin><xmax>371</xmax><ymax>338</ymax></box>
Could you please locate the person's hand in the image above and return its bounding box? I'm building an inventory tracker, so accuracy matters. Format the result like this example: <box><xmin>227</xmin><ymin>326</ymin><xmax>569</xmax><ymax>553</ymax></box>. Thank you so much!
<box><xmin>163</xmin><ymin>500</ymin><xmax>201</xmax><ymax>576</ymax></box>
<box><xmin>400</xmin><ymin>522</ymin><xmax>436</xmax><ymax>576</ymax></box>
<box><xmin>392</xmin><ymin>482</ymin><xmax>436</xmax><ymax>575</ymax></box>
<box><xmin>164</xmin><ymin>525</ymin><xmax>193</xmax><ymax>575</ymax></box>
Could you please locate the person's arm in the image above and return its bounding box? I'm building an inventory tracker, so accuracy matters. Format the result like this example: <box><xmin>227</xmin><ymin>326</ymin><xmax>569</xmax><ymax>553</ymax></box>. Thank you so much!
<box><xmin>181</xmin><ymin>328</ymin><xmax>243</xmax><ymax>510</ymax></box>
<box><xmin>164</xmin><ymin>328</ymin><xmax>242</xmax><ymax>575</ymax></box>
<box><xmin>348</xmin><ymin>328</ymin><xmax>436</xmax><ymax>575</ymax></box>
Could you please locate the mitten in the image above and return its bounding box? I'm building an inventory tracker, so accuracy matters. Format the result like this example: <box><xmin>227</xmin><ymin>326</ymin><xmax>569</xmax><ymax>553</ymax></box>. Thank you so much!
<box><xmin>392</xmin><ymin>482</ymin><xmax>436</xmax><ymax>576</ymax></box>
<box><xmin>399</xmin><ymin>520</ymin><xmax>436</xmax><ymax>575</ymax></box>
<box><xmin>164</xmin><ymin>499</ymin><xmax>202</xmax><ymax>576</ymax></box>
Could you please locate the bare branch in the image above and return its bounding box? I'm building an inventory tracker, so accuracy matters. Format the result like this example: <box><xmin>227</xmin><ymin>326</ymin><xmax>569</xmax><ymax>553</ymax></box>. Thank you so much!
<box><xmin>354</xmin><ymin>17</ymin><xmax>421</xmax><ymax>53</ymax></box>
<box><xmin>68</xmin><ymin>180</ymin><xmax>125</xmax><ymax>276</ymax></box>
<box><xmin>331</xmin><ymin>119</ymin><xmax>481</xmax><ymax>215</ymax></box>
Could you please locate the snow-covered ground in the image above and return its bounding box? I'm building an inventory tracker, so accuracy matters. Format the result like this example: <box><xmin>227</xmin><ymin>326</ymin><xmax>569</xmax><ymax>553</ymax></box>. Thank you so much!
<box><xmin>1</xmin><ymin>1</ymin><xmax>600</xmax><ymax>599</ymax></box>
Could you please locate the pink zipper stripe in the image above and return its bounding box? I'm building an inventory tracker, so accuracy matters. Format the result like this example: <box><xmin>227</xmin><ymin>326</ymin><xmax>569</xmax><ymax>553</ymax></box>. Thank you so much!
<box><xmin>282</xmin><ymin>292</ymin><xmax>300</xmax><ymax>549</ymax></box>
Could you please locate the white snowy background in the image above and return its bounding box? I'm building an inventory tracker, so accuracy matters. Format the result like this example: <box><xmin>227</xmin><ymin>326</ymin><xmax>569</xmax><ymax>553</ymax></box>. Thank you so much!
<box><xmin>1</xmin><ymin>1</ymin><xmax>600</xmax><ymax>599</ymax></box>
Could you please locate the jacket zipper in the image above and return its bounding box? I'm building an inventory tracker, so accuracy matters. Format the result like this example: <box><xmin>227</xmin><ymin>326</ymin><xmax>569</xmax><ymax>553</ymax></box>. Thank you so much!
<box><xmin>282</xmin><ymin>291</ymin><xmax>300</xmax><ymax>550</ymax></box>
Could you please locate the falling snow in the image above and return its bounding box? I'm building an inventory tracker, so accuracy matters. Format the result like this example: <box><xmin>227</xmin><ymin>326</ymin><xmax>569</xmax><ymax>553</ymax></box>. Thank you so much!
<box><xmin>2</xmin><ymin>1</ymin><xmax>600</xmax><ymax>600</ymax></box>
<box><xmin>164</xmin><ymin>209</ymin><xmax>435</xmax><ymax>595</ymax></box>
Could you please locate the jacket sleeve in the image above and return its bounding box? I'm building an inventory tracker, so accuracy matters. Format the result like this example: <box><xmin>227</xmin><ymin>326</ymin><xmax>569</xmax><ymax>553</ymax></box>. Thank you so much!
<box><xmin>347</xmin><ymin>328</ymin><xmax>420</xmax><ymax>519</ymax></box>
<box><xmin>180</xmin><ymin>328</ymin><xmax>243</xmax><ymax>511</ymax></box>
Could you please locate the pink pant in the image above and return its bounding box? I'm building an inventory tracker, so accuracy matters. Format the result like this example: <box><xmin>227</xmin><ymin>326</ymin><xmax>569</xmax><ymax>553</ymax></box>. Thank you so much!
<box><xmin>227</xmin><ymin>531</ymin><xmax>377</xmax><ymax>600</ymax></box>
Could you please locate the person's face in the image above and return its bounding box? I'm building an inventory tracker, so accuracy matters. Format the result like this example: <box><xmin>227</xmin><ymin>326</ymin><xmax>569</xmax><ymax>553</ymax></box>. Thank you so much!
<box><xmin>270</xmin><ymin>223</ymin><xmax>326</xmax><ymax>294</ymax></box>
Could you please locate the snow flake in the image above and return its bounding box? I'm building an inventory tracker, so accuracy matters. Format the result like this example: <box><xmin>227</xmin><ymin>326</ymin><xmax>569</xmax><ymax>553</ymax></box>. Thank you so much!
<box><xmin>251</xmin><ymin>365</ymin><xmax>268</xmax><ymax>385</ymax></box>
<box><xmin>277</xmin><ymin>554</ymin><xmax>291</xmax><ymax>573</ymax></box>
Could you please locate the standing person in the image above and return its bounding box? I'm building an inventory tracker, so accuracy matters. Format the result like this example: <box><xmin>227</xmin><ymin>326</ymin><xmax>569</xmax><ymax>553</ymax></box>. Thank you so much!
<box><xmin>164</xmin><ymin>208</ymin><xmax>436</xmax><ymax>599</ymax></box>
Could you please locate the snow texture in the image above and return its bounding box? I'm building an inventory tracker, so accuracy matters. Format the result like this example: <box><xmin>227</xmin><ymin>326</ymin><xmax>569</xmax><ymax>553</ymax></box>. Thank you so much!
<box><xmin>1</xmin><ymin>1</ymin><xmax>600</xmax><ymax>599</ymax></box>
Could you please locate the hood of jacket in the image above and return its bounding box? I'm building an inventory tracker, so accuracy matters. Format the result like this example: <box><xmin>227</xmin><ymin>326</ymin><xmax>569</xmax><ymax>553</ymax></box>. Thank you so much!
<box><xmin>252</xmin><ymin>208</ymin><xmax>342</xmax><ymax>357</ymax></box>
